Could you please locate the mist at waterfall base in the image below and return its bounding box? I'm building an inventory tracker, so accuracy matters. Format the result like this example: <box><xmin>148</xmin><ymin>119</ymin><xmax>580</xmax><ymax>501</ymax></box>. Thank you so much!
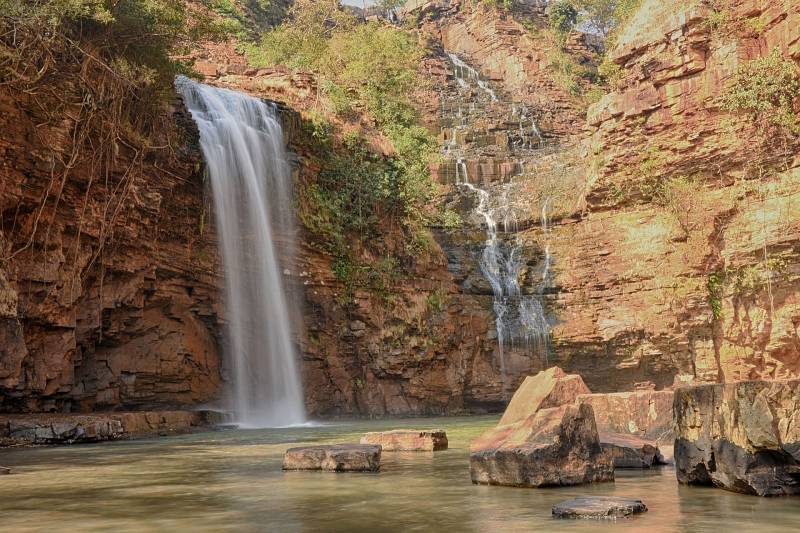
<box><xmin>176</xmin><ymin>77</ymin><xmax>306</xmax><ymax>428</ymax></box>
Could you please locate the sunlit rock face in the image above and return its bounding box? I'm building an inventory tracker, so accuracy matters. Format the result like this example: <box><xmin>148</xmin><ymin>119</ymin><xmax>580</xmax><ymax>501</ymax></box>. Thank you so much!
<box><xmin>674</xmin><ymin>380</ymin><xmax>800</xmax><ymax>496</ymax></box>
<box><xmin>470</xmin><ymin>403</ymin><xmax>614</xmax><ymax>487</ymax></box>
<box><xmin>559</xmin><ymin>0</ymin><xmax>800</xmax><ymax>390</ymax></box>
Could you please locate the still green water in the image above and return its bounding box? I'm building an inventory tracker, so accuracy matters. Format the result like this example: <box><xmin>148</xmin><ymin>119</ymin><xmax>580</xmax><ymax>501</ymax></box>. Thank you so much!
<box><xmin>1</xmin><ymin>415</ymin><xmax>798</xmax><ymax>532</ymax></box>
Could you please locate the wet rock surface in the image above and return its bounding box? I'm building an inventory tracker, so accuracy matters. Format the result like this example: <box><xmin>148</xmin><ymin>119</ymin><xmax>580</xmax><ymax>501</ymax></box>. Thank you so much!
<box><xmin>674</xmin><ymin>380</ymin><xmax>800</xmax><ymax>496</ymax></box>
<box><xmin>552</xmin><ymin>496</ymin><xmax>647</xmax><ymax>519</ymax></box>
<box><xmin>0</xmin><ymin>466</ymin><xmax>10</xmax><ymax>475</ymax></box>
<box><xmin>0</xmin><ymin>411</ymin><xmax>224</xmax><ymax>446</ymax></box>
<box><xmin>470</xmin><ymin>403</ymin><xmax>614</xmax><ymax>487</ymax></box>
<box><xmin>600</xmin><ymin>432</ymin><xmax>666</xmax><ymax>468</ymax></box>
<box><xmin>360</xmin><ymin>430</ymin><xmax>448</xmax><ymax>451</ymax></box>
<box><xmin>282</xmin><ymin>444</ymin><xmax>382</xmax><ymax>472</ymax></box>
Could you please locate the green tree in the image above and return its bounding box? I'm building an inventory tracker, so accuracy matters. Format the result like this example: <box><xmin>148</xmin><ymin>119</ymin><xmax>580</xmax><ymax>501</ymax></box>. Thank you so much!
<box><xmin>549</xmin><ymin>0</ymin><xmax>578</xmax><ymax>35</ymax></box>
<box><xmin>574</xmin><ymin>0</ymin><xmax>640</xmax><ymax>40</ymax></box>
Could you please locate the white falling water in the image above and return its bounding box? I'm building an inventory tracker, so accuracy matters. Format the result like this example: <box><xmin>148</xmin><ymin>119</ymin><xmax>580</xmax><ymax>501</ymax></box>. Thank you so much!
<box><xmin>444</xmin><ymin>53</ymin><xmax>552</xmax><ymax>393</ymax></box>
<box><xmin>175</xmin><ymin>76</ymin><xmax>306</xmax><ymax>428</ymax></box>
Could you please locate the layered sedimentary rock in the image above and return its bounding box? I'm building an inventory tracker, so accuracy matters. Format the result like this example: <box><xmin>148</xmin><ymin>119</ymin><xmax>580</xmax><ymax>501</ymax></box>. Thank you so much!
<box><xmin>577</xmin><ymin>391</ymin><xmax>674</xmax><ymax>442</ymax></box>
<box><xmin>548</xmin><ymin>0</ymin><xmax>800</xmax><ymax>390</ymax></box>
<box><xmin>674</xmin><ymin>380</ymin><xmax>800</xmax><ymax>496</ymax></box>
<box><xmin>361</xmin><ymin>429</ymin><xmax>448</xmax><ymax>451</ymax></box>
<box><xmin>282</xmin><ymin>444</ymin><xmax>382</xmax><ymax>472</ymax></box>
<box><xmin>470</xmin><ymin>403</ymin><xmax>614</xmax><ymax>487</ymax></box>
<box><xmin>0</xmin><ymin>410</ymin><xmax>223</xmax><ymax>446</ymax></box>
<box><xmin>0</xmin><ymin>83</ymin><xmax>224</xmax><ymax>413</ymax></box>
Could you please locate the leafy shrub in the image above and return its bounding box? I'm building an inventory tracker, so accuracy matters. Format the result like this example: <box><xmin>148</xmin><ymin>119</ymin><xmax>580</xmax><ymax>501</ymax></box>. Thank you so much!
<box><xmin>721</xmin><ymin>49</ymin><xmax>800</xmax><ymax>135</ymax></box>
<box><xmin>549</xmin><ymin>1</ymin><xmax>578</xmax><ymax>36</ymax></box>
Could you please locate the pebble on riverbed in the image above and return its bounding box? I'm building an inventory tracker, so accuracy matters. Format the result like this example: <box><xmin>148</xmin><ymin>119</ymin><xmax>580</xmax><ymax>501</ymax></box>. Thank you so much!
<box><xmin>552</xmin><ymin>496</ymin><xmax>647</xmax><ymax>519</ymax></box>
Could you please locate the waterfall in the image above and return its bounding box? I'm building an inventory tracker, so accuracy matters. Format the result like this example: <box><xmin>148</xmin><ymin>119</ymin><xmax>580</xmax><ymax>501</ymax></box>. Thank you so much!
<box><xmin>444</xmin><ymin>53</ymin><xmax>552</xmax><ymax>396</ymax></box>
<box><xmin>175</xmin><ymin>76</ymin><xmax>306</xmax><ymax>428</ymax></box>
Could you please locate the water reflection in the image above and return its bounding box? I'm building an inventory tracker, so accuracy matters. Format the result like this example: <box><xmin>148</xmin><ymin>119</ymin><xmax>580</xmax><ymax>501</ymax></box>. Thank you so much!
<box><xmin>1</xmin><ymin>416</ymin><xmax>799</xmax><ymax>532</ymax></box>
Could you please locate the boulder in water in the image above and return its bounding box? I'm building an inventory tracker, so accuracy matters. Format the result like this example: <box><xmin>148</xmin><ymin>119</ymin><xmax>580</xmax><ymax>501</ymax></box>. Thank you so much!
<box><xmin>600</xmin><ymin>432</ymin><xmax>666</xmax><ymax>468</ymax></box>
<box><xmin>470</xmin><ymin>403</ymin><xmax>614</xmax><ymax>487</ymax></box>
<box><xmin>283</xmin><ymin>444</ymin><xmax>381</xmax><ymax>472</ymax></box>
<box><xmin>0</xmin><ymin>466</ymin><xmax>11</xmax><ymax>475</ymax></box>
<box><xmin>360</xmin><ymin>429</ymin><xmax>448</xmax><ymax>451</ymax></box>
<box><xmin>499</xmin><ymin>367</ymin><xmax>591</xmax><ymax>426</ymax></box>
<box><xmin>577</xmin><ymin>390</ymin><xmax>675</xmax><ymax>442</ymax></box>
<box><xmin>552</xmin><ymin>496</ymin><xmax>647</xmax><ymax>519</ymax></box>
<box><xmin>674</xmin><ymin>380</ymin><xmax>800</xmax><ymax>496</ymax></box>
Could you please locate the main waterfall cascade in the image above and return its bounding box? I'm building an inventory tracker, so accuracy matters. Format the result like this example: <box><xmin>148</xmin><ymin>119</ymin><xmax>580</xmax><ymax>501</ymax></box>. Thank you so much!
<box><xmin>442</xmin><ymin>53</ymin><xmax>553</xmax><ymax>397</ymax></box>
<box><xmin>175</xmin><ymin>76</ymin><xmax>306</xmax><ymax>428</ymax></box>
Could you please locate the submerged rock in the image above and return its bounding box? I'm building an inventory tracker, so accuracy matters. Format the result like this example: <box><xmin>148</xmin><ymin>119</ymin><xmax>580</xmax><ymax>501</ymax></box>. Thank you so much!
<box><xmin>600</xmin><ymin>432</ymin><xmax>666</xmax><ymax>468</ymax></box>
<box><xmin>499</xmin><ymin>367</ymin><xmax>591</xmax><ymax>426</ymax></box>
<box><xmin>282</xmin><ymin>444</ymin><xmax>381</xmax><ymax>472</ymax></box>
<box><xmin>552</xmin><ymin>496</ymin><xmax>647</xmax><ymax>519</ymax></box>
<box><xmin>674</xmin><ymin>380</ymin><xmax>800</xmax><ymax>496</ymax></box>
<box><xmin>0</xmin><ymin>466</ymin><xmax>11</xmax><ymax>475</ymax></box>
<box><xmin>360</xmin><ymin>429</ymin><xmax>448</xmax><ymax>451</ymax></box>
<box><xmin>470</xmin><ymin>403</ymin><xmax>614</xmax><ymax>487</ymax></box>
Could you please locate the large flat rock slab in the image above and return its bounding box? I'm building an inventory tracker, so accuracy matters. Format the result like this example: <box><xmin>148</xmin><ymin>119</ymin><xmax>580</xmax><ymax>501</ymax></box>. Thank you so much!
<box><xmin>0</xmin><ymin>411</ymin><xmax>226</xmax><ymax>446</ymax></box>
<box><xmin>577</xmin><ymin>390</ymin><xmax>674</xmax><ymax>442</ymax></box>
<box><xmin>361</xmin><ymin>429</ymin><xmax>448</xmax><ymax>451</ymax></box>
<box><xmin>470</xmin><ymin>403</ymin><xmax>614</xmax><ymax>487</ymax></box>
<box><xmin>675</xmin><ymin>380</ymin><xmax>800</xmax><ymax>496</ymax></box>
<box><xmin>600</xmin><ymin>432</ymin><xmax>666</xmax><ymax>468</ymax></box>
<box><xmin>283</xmin><ymin>444</ymin><xmax>381</xmax><ymax>472</ymax></box>
<box><xmin>552</xmin><ymin>496</ymin><xmax>647</xmax><ymax>519</ymax></box>
<box><xmin>500</xmin><ymin>367</ymin><xmax>591</xmax><ymax>426</ymax></box>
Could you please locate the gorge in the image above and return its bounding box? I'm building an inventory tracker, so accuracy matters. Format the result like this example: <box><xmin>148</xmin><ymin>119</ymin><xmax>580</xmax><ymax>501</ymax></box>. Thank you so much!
<box><xmin>1</xmin><ymin>0</ymin><xmax>800</xmax><ymax>529</ymax></box>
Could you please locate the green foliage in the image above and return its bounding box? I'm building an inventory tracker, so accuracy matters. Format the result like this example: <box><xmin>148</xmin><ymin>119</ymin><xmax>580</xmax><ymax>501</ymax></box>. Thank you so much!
<box><xmin>707</xmin><ymin>271</ymin><xmax>724</xmax><ymax>320</ymax></box>
<box><xmin>573</xmin><ymin>0</ymin><xmax>641</xmax><ymax>41</ymax></box>
<box><xmin>653</xmin><ymin>175</ymin><xmax>703</xmax><ymax>237</ymax></box>
<box><xmin>547</xmin><ymin>46</ymin><xmax>598</xmax><ymax>96</ymax></box>
<box><xmin>721</xmin><ymin>49</ymin><xmax>800</xmax><ymax>135</ymax></box>
<box><xmin>549</xmin><ymin>0</ymin><xmax>578</xmax><ymax>37</ymax></box>
<box><xmin>426</xmin><ymin>289</ymin><xmax>448</xmax><ymax>313</ymax></box>
<box><xmin>479</xmin><ymin>0</ymin><xmax>514</xmax><ymax>9</ymax></box>
<box><xmin>252</xmin><ymin>1</ymin><xmax>439</xmax><ymax>297</ymax></box>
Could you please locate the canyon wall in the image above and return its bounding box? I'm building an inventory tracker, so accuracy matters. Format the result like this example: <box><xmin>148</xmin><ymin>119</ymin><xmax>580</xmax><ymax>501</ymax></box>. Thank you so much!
<box><xmin>3</xmin><ymin>0</ymin><xmax>799</xmax><ymax>417</ymax></box>
<box><xmin>0</xmin><ymin>88</ymin><xmax>224</xmax><ymax>413</ymax></box>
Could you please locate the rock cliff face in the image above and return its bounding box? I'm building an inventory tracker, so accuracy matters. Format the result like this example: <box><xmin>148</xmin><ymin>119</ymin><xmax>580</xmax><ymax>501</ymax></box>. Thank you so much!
<box><xmin>3</xmin><ymin>0</ymin><xmax>799</xmax><ymax>418</ymax></box>
<box><xmin>552</xmin><ymin>0</ymin><xmax>800</xmax><ymax>388</ymax></box>
<box><xmin>674</xmin><ymin>380</ymin><xmax>800</xmax><ymax>495</ymax></box>
<box><xmin>0</xmin><ymin>86</ymin><xmax>224</xmax><ymax>413</ymax></box>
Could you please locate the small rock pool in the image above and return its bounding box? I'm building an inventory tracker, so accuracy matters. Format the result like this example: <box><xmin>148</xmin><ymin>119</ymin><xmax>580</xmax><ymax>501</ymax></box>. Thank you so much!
<box><xmin>1</xmin><ymin>416</ymin><xmax>798</xmax><ymax>532</ymax></box>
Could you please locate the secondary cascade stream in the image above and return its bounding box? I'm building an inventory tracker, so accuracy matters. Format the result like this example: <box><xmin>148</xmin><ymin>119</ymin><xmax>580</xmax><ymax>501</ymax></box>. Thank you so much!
<box><xmin>443</xmin><ymin>53</ymin><xmax>552</xmax><ymax>397</ymax></box>
<box><xmin>176</xmin><ymin>76</ymin><xmax>305</xmax><ymax>428</ymax></box>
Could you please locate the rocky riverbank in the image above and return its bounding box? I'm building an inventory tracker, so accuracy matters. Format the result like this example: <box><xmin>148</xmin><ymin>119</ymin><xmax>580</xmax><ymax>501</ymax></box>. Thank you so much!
<box><xmin>0</xmin><ymin>410</ymin><xmax>226</xmax><ymax>446</ymax></box>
